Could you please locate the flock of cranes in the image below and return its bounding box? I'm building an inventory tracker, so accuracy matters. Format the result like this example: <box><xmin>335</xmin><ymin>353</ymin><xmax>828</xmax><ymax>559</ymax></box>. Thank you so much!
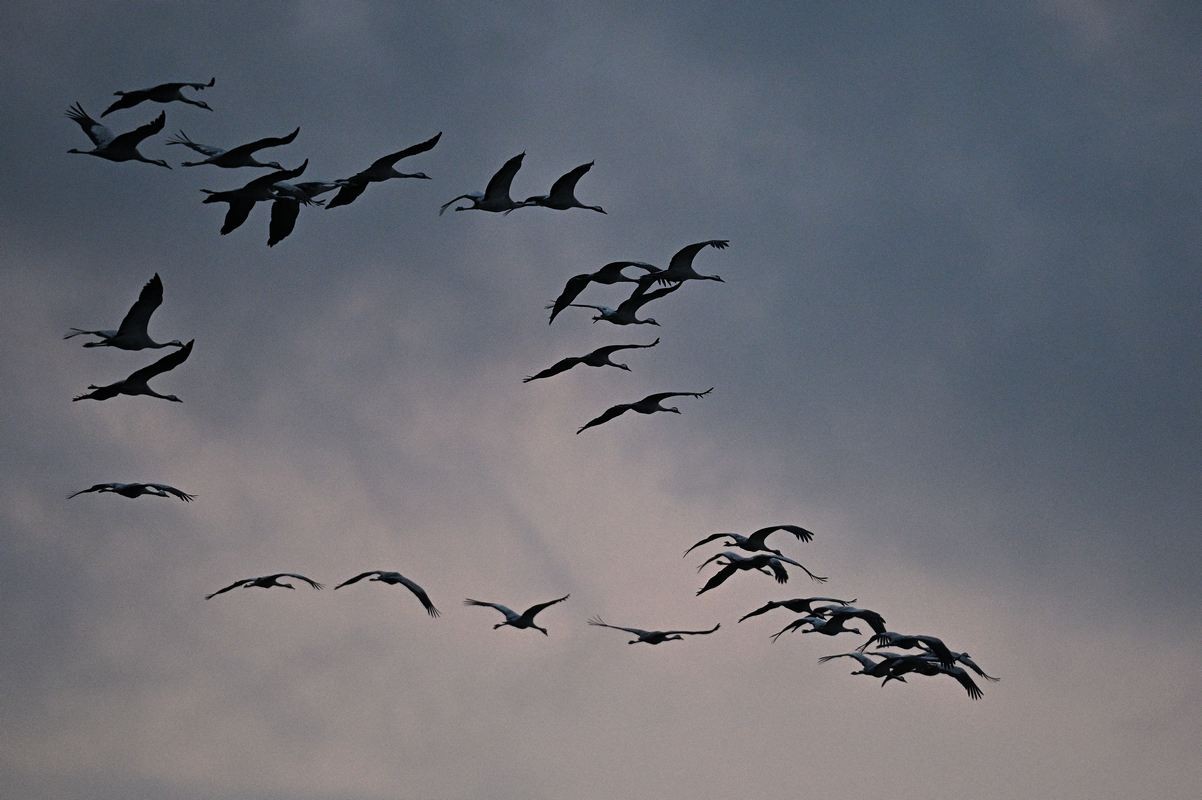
<box><xmin>65</xmin><ymin>77</ymin><xmax>995</xmax><ymax>700</ymax></box>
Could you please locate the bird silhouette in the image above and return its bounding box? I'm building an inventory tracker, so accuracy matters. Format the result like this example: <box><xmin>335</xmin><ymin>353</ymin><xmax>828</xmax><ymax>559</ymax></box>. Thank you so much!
<box><xmin>65</xmin><ymin>274</ymin><xmax>183</xmax><ymax>351</ymax></box>
<box><xmin>576</xmin><ymin>388</ymin><xmax>712</xmax><ymax>434</ymax></box>
<box><xmin>463</xmin><ymin>594</ymin><xmax>569</xmax><ymax>635</ymax></box>
<box><xmin>440</xmin><ymin>152</ymin><xmax>526</xmax><ymax>214</ymax></box>
<box><xmin>326</xmin><ymin>131</ymin><xmax>442</xmax><ymax>209</ymax></box>
<box><xmin>166</xmin><ymin>126</ymin><xmax>298</xmax><ymax>169</ymax></box>
<box><xmin>73</xmin><ymin>340</ymin><xmax>194</xmax><ymax>403</ymax></box>
<box><xmin>524</xmin><ymin>339</ymin><xmax>659</xmax><ymax>383</ymax></box>
<box><xmin>66</xmin><ymin>104</ymin><xmax>169</xmax><ymax>168</ymax></box>
<box><xmin>102</xmin><ymin>78</ymin><xmax>215</xmax><ymax>116</ymax></box>
<box><xmin>334</xmin><ymin>571</ymin><xmax>440</xmax><ymax>617</ymax></box>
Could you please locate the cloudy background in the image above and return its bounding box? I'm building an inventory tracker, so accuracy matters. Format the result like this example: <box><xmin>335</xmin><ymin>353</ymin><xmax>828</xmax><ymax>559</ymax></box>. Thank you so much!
<box><xmin>2</xmin><ymin>1</ymin><xmax>1200</xmax><ymax>798</ymax></box>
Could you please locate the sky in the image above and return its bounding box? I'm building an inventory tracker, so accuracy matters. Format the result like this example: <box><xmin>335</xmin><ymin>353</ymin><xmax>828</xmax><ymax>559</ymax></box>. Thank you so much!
<box><xmin>2</xmin><ymin>1</ymin><xmax>1200</xmax><ymax>798</ymax></box>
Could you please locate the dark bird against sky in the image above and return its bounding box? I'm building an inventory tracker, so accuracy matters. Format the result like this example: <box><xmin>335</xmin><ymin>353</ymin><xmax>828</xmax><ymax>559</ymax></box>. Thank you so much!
<box><xmin>72</xmin><ymin>339</ymin><xmax>194</xmax><ymax>403</ymax></box>
<box><xmin>101</xmin><ymin>77</ymin><xmax>215</xmax><ymax>116</ymax></box>
<box><xmin>64</xmin><ymin>273</ymin><xmax>183</xmax><ymax>351</ymax></box>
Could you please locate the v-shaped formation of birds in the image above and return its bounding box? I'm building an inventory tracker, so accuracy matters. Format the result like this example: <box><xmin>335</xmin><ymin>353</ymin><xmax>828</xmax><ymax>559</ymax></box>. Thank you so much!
<box><xmin>65</xmin><ymin>78</ymin><xmax>996</xmax><ymax>700</ymax></box>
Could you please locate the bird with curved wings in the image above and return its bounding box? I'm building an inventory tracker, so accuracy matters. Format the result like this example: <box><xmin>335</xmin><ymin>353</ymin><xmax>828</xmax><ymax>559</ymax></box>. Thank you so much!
<box><xmin>638</xmin><ymin>239</ymin><xmax>729</xmax><ymax>286</ymax></box>
<box><xmin>200</xmin><ymin>161</ymin><xmax>308</xmax><ymax>235</ymax></box>
<box><xmin>205</xmin><ymin>573</ymin><xmax>323</xmax><ymax>600</ymax></box>
<box><xmin>682</xmin><ymin>524</ymin><xmax>818</xmax><ymax>558</ymax></box>
<box><xmin>463</xmin><ymin>594</ymin><xmax>569</xmax><ymax>635</ymax></box>
<box><xmin>67</xmin><ymin>482</ymin><xmax>195</xmax><ymax>501</ymax></box>
<box><xmin>102</xmin><ymin>78</ymin><xmax>215</xmax><ymax>116</ymax></box>
<box><xmin>576</xmin><ymin>387</ymin><xmax>712</xmax><ymax>434</ymax></box>
<box><xmin>440</xmin><ymin>152</ymin><xmax>526</xmax><ymax>214</ymax></box>
<box><xmin>696</xmin><ymin>550</ymin><xmax>828</xmax><ymax>596</ymax></box>
<box><xmin>546</xmin><ymin>261</ymin><xmax>663</xmax><ymax>324</ymax></box>
<box><xmin>167</xmin><ymin>126</ymin><xmax>298</xmax><ymax>169</ymax></box>
<box><xmin>65</xmin><ymin>274</ymin><xmax>184</xmax><ymax>351</ymax></box>
<box><xmin>66</xmin><ymin>104</ymin><xmax>169</xmax><ymax>168</ymax></box>
<box><xmin>73</xmin><ymin>340</ymin><xmax>194</xmax><ymax>403</ymax></box>
<box><xmin>334</xmin><ymin>571</ymin><xmax>440</xmax><ymax>617</ymax></box>
<box><xmin>524</xmin><ymin>339</ymin><xmax>659</xmax><ymax>383</ymax></box>
<box><xmin>553</xmin><ymin>280</ymin><xmax>682</xmax><ymax>327</ymax></box>
<box><xmin>512</xmin><ymin>161</ymin><xmax>604</xmax><ymax>213</ymax></box>
<box><xmin>326</xmin><ymin>131</ymin><xmax>442</xmax><ymax>209</ymax></box>
<box><xmin>737</xmin><ymin>596</ymin><xmax>856</xmax><ymax>623</ymax></box>
<box><xmin>587</xmin><ymin>616</ymin><xmax>719</xmax><ymax>645</ymax></box>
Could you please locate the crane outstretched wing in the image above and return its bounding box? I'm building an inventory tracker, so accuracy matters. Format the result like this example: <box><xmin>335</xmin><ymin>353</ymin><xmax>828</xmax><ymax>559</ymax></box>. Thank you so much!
<box><xmin>111</xmin><ymin>111</ymin><xmax>166</xmax><ymax>148</ymax></box>
<box><xmin>575</xmin><ymin>403</ymin><xmax>633</xmax><ymax>434</ymax></box>
<box><xmin>268</xmin><ymin>199</ymin><xmax>301</xmax><ymax>246</ymax></box>
<box><xmin>205</xmin><ymin>579</ymin><xmax>252</xmax><ymax>599</ymax></box>
<box><xmin>395</xmin><ymin>575</ymin><xmax>440</xmax><ymax>617</ymax></box>
<box><xmin>369</xmin><ymin>131</ymin><xmax>442</xmax><ymax>170</ymax></box>
<box><xmin>483</xmin><ymin>152</ymin><xmax>525</xmax><ymax>201</ymax></box>
<box><xmin>547</xmin><ymin>161</ymin><xmax>593</xmax><ymax>199</ymax></box>
<box><xmin>66</xmin><ymin>103</ymin><xmax>114</xmax><ymax>147</ymax></box>
<box><xmin>523</xmin><ymin>594</ymin><xmax>570</xmax><ymax>620</ymax></box>
<box><xmin>116</xmin><ymin>274</ymin><xmax>164</xmax><ymax>337</ymax></box>
<box><xmin>334</xmin><ymin>571</ymin><xmax>382</xmax><ymax>589</ymax></box>
<box><xmin>126</xmin><ymin>339</ymin><xmax>194</xmax><ymax>384</ymax></box>
<box><xmin>226</xmin><ymin>126</ymin><xmax>300</xmax><ymax>158</ymax></box>
<box><xmin>524</xmin><ymin>355</ymin><xmax>583</xmax><ymax>383</ymax></box>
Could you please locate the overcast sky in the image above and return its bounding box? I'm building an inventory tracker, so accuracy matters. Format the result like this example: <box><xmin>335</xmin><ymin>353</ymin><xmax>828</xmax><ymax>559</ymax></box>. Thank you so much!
<box><xmin>2</xmin><ymin>2</ymin><xmax>1200</xmax><ymax>798</ymax></box>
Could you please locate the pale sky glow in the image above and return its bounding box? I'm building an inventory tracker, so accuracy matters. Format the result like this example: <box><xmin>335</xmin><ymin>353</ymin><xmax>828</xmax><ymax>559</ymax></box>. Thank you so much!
<box><xmin>2</xmin><ymin>2</ymin><xmax>1200</xmax><ymax>798</ymax></box>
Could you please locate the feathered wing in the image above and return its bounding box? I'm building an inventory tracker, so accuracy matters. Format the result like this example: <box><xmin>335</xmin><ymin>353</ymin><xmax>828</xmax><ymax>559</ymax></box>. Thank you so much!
<box><xmin>737</xmin><ymin>601</ymin><xmax>783</xmax><ymax>622</ymax></box>
<box><xmin>957</xmin><ymin>654</ymin><xmax>1000</xmax><ymax>682</ymax></box>
<box><xmin>368</xmin><ymin>131</ymin><xmax>442</xmax><ymax>171</ymax></box>
<box><xmin>664</xmin><ymin>623</ymin><xmax>720</xmax><ymax>637</ymax></box>
<box><xmin>268</xmin><ymin>199</ymin><xmax>301</xmax><ymax>246</ymax></box>
<box><xmin>220</xmin><ymin>199</ymin><xmax>256</xmax><ymax>234</ymax></box>
<box><xmin>126</xmin><ymin>339</ymin><xmax>194</xmax><ymax>385</ymax></box>
<box><xmin>67</xmin><ymin>483</ymin><xmax>113</xmax><ymax>499</ymax></box>
<box><xmin>547</xmin><ymin>161</ymin><xmax>593</xmax><ymax>200</ymax></box>
<box><xmin>587</xmin><ymin>616</ymin><xmax>649</xmax><ymax>637</ymax></box>
<box><xmin>396</xmin><ymin>575</ymin><xmax>440</xmax><ymax>617</ymax></box>
<box><xmin>817</xmin><ymin>651</ymin><xmax>880</xmax><ymax>670</ymax></box>
<box><xmin>225</xmin><ymin>126</ymin><xmax>300</xmax><ymax>158</ymax></box>
<box><xmin>640</xmin><ymin>387</ymin><xmax>714</xmax><ymax>407</ymax></box>
<box><xmin>591</xmin><ymin>339</ymin><xmax>660</xmax><ymax>359</ymax></box>
<box><xmin>772</xmin><ymin>553</ymin><xmax>828</xmax><ymax>583</ymax></box>
<box><xmin>66</xmin><ymin>103</ymin><xmax>114</xmax><ymax>147</ymax></box>
<box><xmin>333</xmin><ymin>571</ymin><xmax>382</xmax><ymax>589</ymax></box>
<box><xmin>270</xmin><ymin>573</ymin><xmax>324</xmax><ymax>590</ymax></box>
<box><xmin>770</xmin><ymin>618</ymin><xmax>813</xmax><ymax>642</ymax></box>
<box><xmin>439</xmin><ymin>193</ymin><xmax>479</xmax><ymax>215</ymax></box>
<box><xmin>165</xmin><ymin>130</ymin><xmax>222</xmax><ymax>156</ymax></box>
<box><xmin>111</xmin><ymin>111</ymin><xmax>166</xmax><ymax>149</ymax></box>
<box><xmin>483</xmin><ymin>152</ymin><xmax>525</xmax><ymax>202</ymax></box>
<box><xmin>148</xmin><ymin>483</ymin><xmax>196</xmax><ymax>502</ymax></box>
<box><xmin>205</xmin><ymin>579</ymin><xmax>252</xmax><ymax>599</ymax></box>
<box><xmin>547</xmin><ymin>274</ymin><xmax>592</xmax><ymax>324</ymax></box>
<box><xmin>696</xmin><ymin>563</ymin><xmax>738</xmax><ymax>596</ymax></box>
<box><xmin>681</xmin><ymin>532</ymin><xmax>730</xmax><ymax>558</ymax></box>
<box><xmin>590</xmin><ymin>261</ymin><xmax>660</xmax><ymax>283</ymax></box>
<box><xmin>522</xmin><ymin>594</ymin><xmax>570</xmax><ymax>621</ymax></box>
<box><xmin>115</xmin><ymin>274</ymin><xmax>164</xmax><ymax>337</ymax></box>
<box><xmin>324</xmin><ymin>180</ymin><xmax>368</xmax><ymax>209</ymax></box>
<box><xmin>101</xmin><ymin>92</ymin><xmax>144</xmax><ymax>117</ymax></box>
<box><xmin>745</xmin><ymin>524</ymin><xmax>816</xmax><ymax>549</ymax></box>
<box><xmin>463</xmin><ymin>598</ymin><xmax>519</xmax><ymax>621</ymax></box>
<box><xmin>524</xmin><ymin>355</ymin><xmax>583</xmax><ymax>383</ymax></box>
<box><xmin>668</xmin><ymin>239</ymin><xmax>730</xmax><ymax>270</ymax></box>
<box><xmin>575</xmin><ymin>403</ymin><xmax>633</xmax><ymax>434</ymax></box>
<box><xmin>944</xmin><ymin>666</ymin><xmax>984</xmax><ymax>700</ymax></box>
<box><xmin>621</xmin><ymin>280</ymin><xmax>682</xmax><ymax>312</ymax></box>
